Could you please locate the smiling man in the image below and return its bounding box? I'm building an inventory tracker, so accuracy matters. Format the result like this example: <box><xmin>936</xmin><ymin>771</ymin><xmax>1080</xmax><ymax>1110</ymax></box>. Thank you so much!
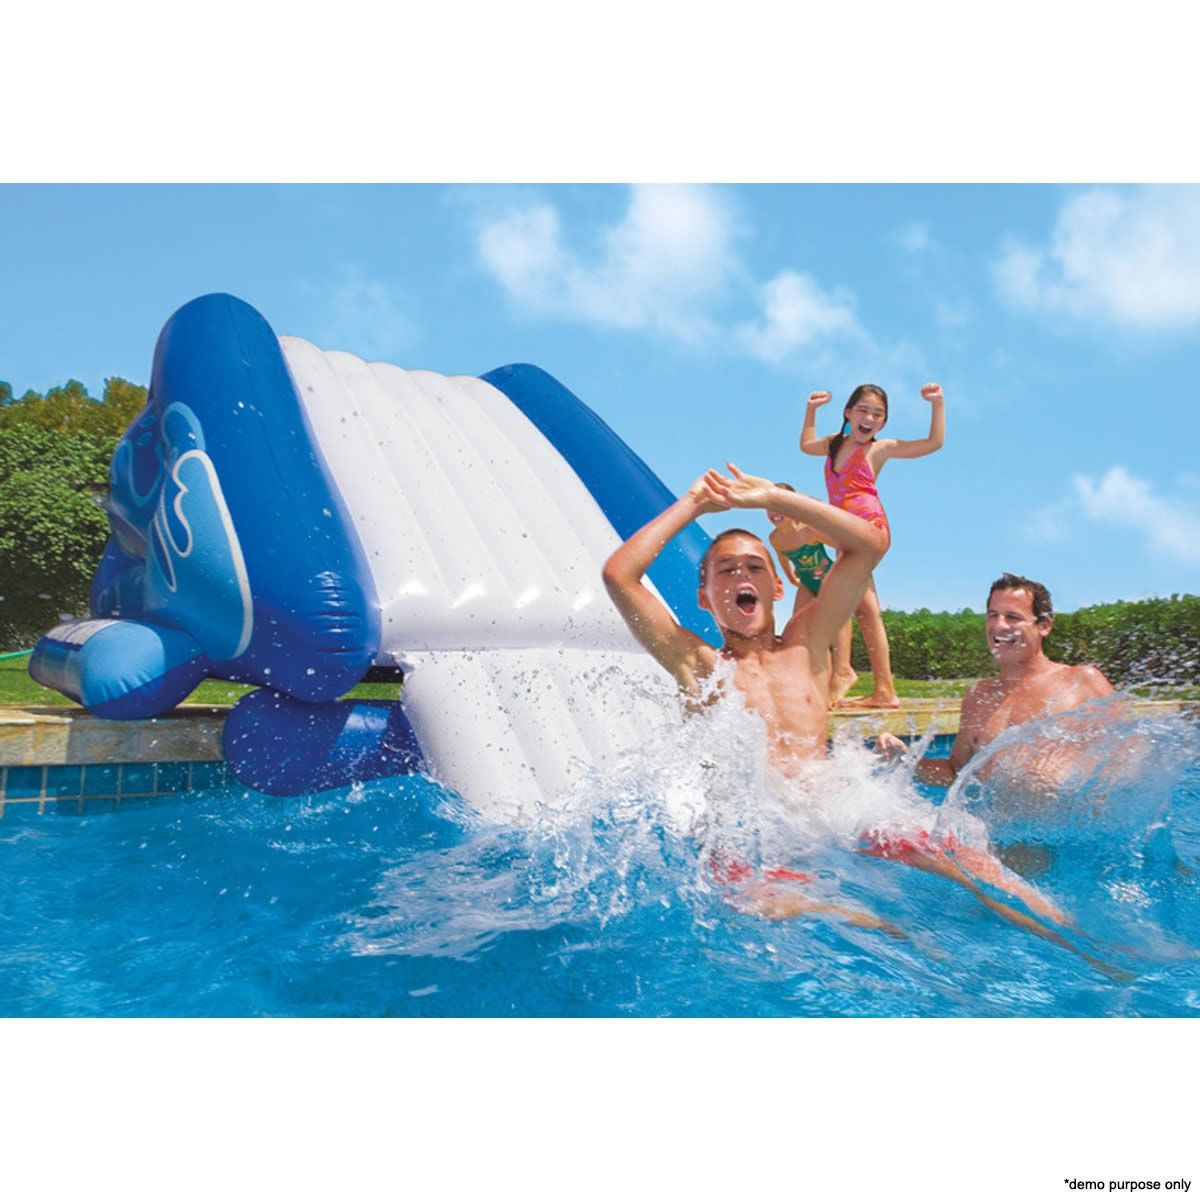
<box><xmin>882</xmin><ymin>572</ymin><xmax>1116</xmax><ymax>786</ymax></box>
<box><xmin>602</xmin><ymin>464</ymin><xmax>888</xmax><ymax>767</ymax></box>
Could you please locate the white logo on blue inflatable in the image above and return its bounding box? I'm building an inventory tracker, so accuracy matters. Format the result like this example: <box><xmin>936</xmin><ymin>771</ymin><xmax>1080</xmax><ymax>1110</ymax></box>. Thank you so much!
<box><xmin>147</xmin><ymin>402</ymin><xmax>253</xmax><ymax>661</ymax></box>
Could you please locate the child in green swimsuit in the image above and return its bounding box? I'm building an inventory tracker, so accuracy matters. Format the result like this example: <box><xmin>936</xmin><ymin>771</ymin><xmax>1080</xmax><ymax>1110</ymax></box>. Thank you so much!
<box><xmin>766</xmin><ymin>484</ymin><xmax>858</xmax><ymax>705</ymax></box>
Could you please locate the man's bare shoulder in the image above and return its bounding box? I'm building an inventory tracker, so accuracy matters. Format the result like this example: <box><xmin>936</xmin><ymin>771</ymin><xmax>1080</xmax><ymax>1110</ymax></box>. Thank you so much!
<box><xmin>961</xmin><ymin>677</ymin><xmax>1002</xmax><ymax>712</ymax></box>
<box><xmin>1057</xmin><ymin>662</ymin><xmax>1115</xmax><ymax>701</ymax></box>
<box><xmin>1071</xmin><ymin>662</ymin><xmax>1114</xmax><ymax>689</ymax></box>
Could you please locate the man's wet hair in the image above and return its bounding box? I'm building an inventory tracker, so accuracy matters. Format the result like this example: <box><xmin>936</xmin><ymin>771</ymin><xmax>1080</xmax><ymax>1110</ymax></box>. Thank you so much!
<box><xmin>699</xmin><ymin>529</ymin><xmax>775</xmax><ymax>584</ymax></box>
<box><xmin>988</xmin><ymin>572</ymin><xmax>1053</xmax><ymax>623</ymax></box>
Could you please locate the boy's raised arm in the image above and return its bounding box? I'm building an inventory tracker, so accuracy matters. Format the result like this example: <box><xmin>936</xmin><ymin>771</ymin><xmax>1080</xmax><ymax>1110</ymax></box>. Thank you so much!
<box><xmin>602</xmin><ymin>478</ymin><xmax>724</xmax><ymax>681</ymax></box>
<box><xmin>705</xmin><ymin>465</ymin><xmax>883</xmax><ymax>558</ymax></box>
<box><xmin>703</xmin><ymin>465</ymin><xmax>888</xmax><ymax>654</ymax></box>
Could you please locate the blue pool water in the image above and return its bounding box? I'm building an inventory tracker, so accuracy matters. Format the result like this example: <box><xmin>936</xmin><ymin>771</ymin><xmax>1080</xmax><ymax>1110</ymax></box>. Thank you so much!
<box><xmin>2</xmin><ymin>697</ymin><xmax>1198</xmax><ymax>1017</ymax></box>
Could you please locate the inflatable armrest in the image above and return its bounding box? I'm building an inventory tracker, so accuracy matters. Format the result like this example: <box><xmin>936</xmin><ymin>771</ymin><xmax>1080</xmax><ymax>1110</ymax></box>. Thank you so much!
<box><xmin>29</xmin><ymin>619</ymin><xmax>209</xmax><ymax>719</ymax></box>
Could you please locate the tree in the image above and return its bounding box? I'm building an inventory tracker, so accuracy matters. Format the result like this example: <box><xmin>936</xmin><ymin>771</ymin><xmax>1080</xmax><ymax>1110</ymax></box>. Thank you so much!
<box><xmin>0</xmin><ymin>377</ymin><xmax>147</xmax><ymax>647</ymax></box>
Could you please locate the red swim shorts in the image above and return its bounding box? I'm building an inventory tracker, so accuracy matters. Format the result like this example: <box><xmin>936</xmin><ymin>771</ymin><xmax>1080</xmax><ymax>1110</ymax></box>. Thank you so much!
<box><xmin>708</xmin><ymin>850</ymin><xmax>814</xmax><ymax>887</ymax></box>
<box><xmin>859</xmin><ymin>828</ymin><xmax>960</xmax><ymax>861</ymax></box>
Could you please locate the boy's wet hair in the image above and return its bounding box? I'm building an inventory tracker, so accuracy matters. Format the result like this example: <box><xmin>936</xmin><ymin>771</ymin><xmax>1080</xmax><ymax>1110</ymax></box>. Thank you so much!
<box><xmin>828</xmin><ymin>384</ymin><xmax>889</xmax><ymax>471</ymax></box>
<box><xmin>699</xmin><ymin>529</ymin><xmax>776</xmax><ymax>584</ymax></box>
<box><xmin>988</xmin><ymin>572</ymin><xmax>1053</xmax><ymax>623</ymax></box>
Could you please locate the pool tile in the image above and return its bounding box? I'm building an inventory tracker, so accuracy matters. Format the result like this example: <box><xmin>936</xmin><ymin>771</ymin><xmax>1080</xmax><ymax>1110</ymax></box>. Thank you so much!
<box><xmin>4</xmin><ymin>765</ymin><xmax>45</xmax><ymax>800</ymax></box>
<box><xmin>191</xmin><ymin>762</ymin><xmax>228</xmax><ymax>790</ymax></box>
<box><xmin>156</xmin><ymin>763</ymin><xmax>191</xmax><ymax>794</ymax></box>
<box><xmin>45</xmin><ymin>765</ymin><xmax>83</xmax><ymax>799</ymax></box>
<box><xmin>82</xmin><ymin>764</ymin><xmax>119</xmax><ymax>798</ymax></box>
<box><xmin>121</xmin><ymin>763</ymin><xmax>157</xmax><ymax>797</ymax></box>
<box><xmin>82</xmin><ymin>796</ymin><xmax>118</xmax><ymax>816</ymax></box>
<box><xmin>1</xmin><ymin>796</ymin><xmax>49</xmax><ymax>820</ymax></box>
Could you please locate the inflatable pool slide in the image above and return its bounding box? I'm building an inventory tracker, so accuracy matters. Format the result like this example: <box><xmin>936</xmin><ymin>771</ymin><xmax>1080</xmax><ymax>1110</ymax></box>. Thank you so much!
<box><xmin>29</xmin><ymin>294</ymin><xmax>718</xmax><ymax>822</ymax></box>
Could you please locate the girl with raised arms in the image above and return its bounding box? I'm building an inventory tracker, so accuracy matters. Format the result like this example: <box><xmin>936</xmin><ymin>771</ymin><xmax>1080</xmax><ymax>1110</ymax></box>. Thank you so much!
<box><xmin>800</xmin><ymin>383</ymin><xmax>946</xmax><ymax>708</ymax></box>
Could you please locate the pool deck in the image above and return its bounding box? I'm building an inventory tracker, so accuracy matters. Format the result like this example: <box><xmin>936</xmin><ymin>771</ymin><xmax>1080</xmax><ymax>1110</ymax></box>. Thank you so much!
<box><xmin>0</xmin><ymin>697</ymin><xmax>1192</xmax><ymax>815</ymax></box>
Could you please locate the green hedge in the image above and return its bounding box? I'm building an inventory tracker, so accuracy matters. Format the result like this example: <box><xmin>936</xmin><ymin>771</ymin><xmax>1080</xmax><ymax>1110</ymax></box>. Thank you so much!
<box><xmin>1046</xmin><ymin>595</ymin><xmax>1200</xmax><ymax>687</ymax></box>
<box><xmin>855</xmin><ymin>595</ymin><xmax>1200</xmax><ymax>685</ymax></box>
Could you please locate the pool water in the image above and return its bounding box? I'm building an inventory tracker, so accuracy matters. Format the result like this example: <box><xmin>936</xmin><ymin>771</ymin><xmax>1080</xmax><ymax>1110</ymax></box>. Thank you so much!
<box><xmin>2</xmin><ymin>697</ymin><xmax>1198</xmax><ymax>1017</ymax></box>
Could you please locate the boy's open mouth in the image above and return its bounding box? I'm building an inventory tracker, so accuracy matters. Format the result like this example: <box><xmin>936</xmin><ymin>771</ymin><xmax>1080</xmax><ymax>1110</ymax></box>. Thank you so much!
<box><xmin>736</xmin><ymin>586</ymin><xmax>758</xmax><ymax>614</ymax></box>
<box><xmin>992</xmin><ymin>632</ymin><xmax>1019</xmax><ymax>646</ymax></box>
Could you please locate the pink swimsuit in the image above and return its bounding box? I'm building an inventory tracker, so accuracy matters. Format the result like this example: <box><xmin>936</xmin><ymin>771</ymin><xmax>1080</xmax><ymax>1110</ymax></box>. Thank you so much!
<box><xmin>825</xmin><ymin>444</ymin><xmax>890</xmax><ymax>541</ymax></box>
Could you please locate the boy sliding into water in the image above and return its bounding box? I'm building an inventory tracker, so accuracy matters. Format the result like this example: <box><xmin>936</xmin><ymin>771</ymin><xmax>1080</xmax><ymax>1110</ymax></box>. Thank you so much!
<box><xmin>603</xmin><ymin>466</ymin><xmax>1115</xmax><ymax>969</ymax></box>
<box><xmin>605</xmin><ymin>464</ymin><xmax>893</xmax><ymax>929</ymax></box>
<box><xmin>800</xmin><ymin>383</ymin><xmax>946</xmax><ymax>709</ymax></box>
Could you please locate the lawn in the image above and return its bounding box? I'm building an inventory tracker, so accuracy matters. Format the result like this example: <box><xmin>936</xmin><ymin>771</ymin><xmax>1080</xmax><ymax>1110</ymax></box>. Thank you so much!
<box><xmin>844</xmin><ymin>674</ymin><xmax>973</xmax><ymax>700</ymax></box>
<box><xmin>0</xmin><ymin>654</ymin><xmax>399</xmax><ymax>709</ymax></box>
<box><xmin>3</xmin><ymin>654</ymin><xmax>1193</xmax><ymax>710</ymax></box>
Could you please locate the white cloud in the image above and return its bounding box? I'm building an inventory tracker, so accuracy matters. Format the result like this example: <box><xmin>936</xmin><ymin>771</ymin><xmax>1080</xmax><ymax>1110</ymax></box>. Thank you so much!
<box><xmin>475</xmin><ymin>184</ymin><xmax>874</xmax><ymax>362</ymax></box>
<box><xmin>994</xmin><ymin>186</ymin><xmax>1200</xmax><ymax>329</ymax></box>
<box><xmin>1070</xmin><ymin>466</ymin><xmax>1200</xmax><ymax>564</ymax></box>
<box><xmin>307</xmin><ymin>266</ymin><xmax>418</xmax><ymax>360</ymax></box>
<box><xmin>477</xmin><ymin>184</ymin><xmax>738</xmax><ymax>344</ymax></box>
<box><xmin>734</xmin><ymin>271</ymin><xmax>865</xmax><ymax>364</ymax></box>
<box><xmin>893</xmin><ymin>221</ymin><xmax>932</xmax><ymax>254</ymax></box>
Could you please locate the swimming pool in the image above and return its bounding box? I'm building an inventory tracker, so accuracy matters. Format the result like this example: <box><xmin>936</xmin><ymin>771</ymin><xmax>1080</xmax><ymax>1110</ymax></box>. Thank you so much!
<box><xmin>2</xmin><ymin>699</ymin><xmax>1197</xmax><ymax>1017</ymax></box>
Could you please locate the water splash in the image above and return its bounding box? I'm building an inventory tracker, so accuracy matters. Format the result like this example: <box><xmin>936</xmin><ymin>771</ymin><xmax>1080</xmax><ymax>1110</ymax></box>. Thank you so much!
<box><xmin>934</xmin><ymin>695</ymin><xmax>1200</xmax><ymax>957</ymax></box>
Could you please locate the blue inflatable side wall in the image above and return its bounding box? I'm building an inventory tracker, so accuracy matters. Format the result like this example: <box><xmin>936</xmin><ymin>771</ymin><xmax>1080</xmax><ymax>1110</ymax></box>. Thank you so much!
<box><xmin>223</xmin><ymin>690</ymin><xmax>425</xmax><ymax>795</ymax></box>
<box><xmin>483</xmin><ymin>364</ymin><xmax>720</xmax><ymax>647</ymax></box>
<box><xmin>31</xmin><ymin>294</ymin><xmax>379</xmax><ymax>718</ymax></box>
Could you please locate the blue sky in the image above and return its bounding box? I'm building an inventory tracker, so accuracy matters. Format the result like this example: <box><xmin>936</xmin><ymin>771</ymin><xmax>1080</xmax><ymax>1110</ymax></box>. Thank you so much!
<box><xmin>3</xmin><ymin>183</ymin><xmax>1197</xmax><ymax>614</ymax></box>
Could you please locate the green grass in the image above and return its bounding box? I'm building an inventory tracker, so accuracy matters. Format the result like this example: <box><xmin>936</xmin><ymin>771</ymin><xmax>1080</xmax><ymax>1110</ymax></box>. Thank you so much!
<box><xmin>1</xmin><ymin>654</ymin><xmax>64</xmax><ymax>707</ymax></box>
<box><xmin>0</xmin><ymin>653</ymin><xmax>400</xmax><ymax>709</ymax></box>
<box><xmin>846</xmin><ymin>673</ymin><xmax>976</xmax><ymax>700</ymax></box>
<box><xmin>4</xmin><ymin>652</ymin><xmax>1193</xmax><ymax>711</ymax></box>
<box><xmin>1129</xmin><ymin>683</ymin><xmax>1200</xmax><ymax>700</ymax></box>
<box><xmin>847</xmin><ymin>674</ymin><xmax>1200</xmax><ymax>702</ymax></box>
<box><xmin>0</xmin><ymin>651</ymin><xmax>974</xmax><ymax>709</ymax></box>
